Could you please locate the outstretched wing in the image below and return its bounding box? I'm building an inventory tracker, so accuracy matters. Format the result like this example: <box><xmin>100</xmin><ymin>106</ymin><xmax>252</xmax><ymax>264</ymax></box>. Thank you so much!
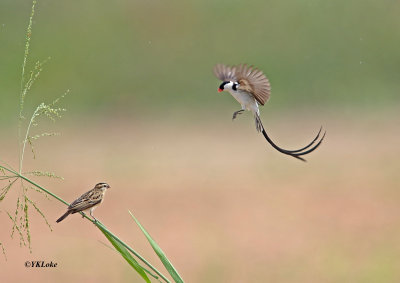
<box><xmin>213</xmin><ymin>64</ymin><xmax>237</xmax><ymax>82</ymax></box>
<box><xmin>236</xmin><ymin>64</ymin><xmax>271</xmax><ymax>105</ymax></box>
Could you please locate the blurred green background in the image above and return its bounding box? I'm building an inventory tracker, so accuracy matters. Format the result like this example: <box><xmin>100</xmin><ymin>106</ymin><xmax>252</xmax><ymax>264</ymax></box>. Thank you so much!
<box><xmin>1</xmin><ymin>0</ymin><xmax>399</xmax><ymax>123</ymax></box>
<box><xmin>1</xmin><ymin>1</ymin><xmax>400</xmax><ymax>283</ymax></box>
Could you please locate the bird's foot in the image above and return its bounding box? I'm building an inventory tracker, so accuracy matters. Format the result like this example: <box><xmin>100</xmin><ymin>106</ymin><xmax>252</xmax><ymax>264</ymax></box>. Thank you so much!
<box><xmin>232</xmin><ymin>110</ymin><xmax>244</xmax><ymax>120</ymax></box>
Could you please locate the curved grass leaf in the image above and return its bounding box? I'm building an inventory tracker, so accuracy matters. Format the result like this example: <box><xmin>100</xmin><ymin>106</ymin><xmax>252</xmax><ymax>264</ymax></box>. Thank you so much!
<box><xmin>97</xmin><ymin>224</ymin><xmax>151</xmax><ymax>283</ymax></box>
<box><xmin>129</xmin><ymin>210</ymin><xmax>184</xmax><ymax>283</ymax></box>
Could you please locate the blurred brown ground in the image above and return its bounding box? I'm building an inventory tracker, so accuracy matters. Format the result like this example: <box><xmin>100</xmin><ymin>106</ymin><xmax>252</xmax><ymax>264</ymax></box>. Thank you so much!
<box><xmin>1</xmin><ymin>108</ymin><xmax>400</xmax><ymax>283</ymax></box>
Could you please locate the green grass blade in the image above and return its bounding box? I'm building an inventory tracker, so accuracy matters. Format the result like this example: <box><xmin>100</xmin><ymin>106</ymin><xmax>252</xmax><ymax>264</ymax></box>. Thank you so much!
<box><xmin>97</xmin><ymin>224</ymin><xmax>151</xmax><ymax>283</ymax></box>
<box><xmin>98</xmin><ymin>240</ymin><xmax>161</xmax><ymax>281</ymax></box>
<box><xmin>129</xmin><ymin>210</ymin><xmax>184</xmax><ymax>283</ymax></box>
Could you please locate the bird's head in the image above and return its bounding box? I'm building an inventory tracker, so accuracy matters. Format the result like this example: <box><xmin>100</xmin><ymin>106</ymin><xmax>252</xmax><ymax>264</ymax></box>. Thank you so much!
<box><xmin>218</xmin><ymin>81</ymin><xmax>239</xmax><ymax>93</ymax></box>
<box><xmin>95</xmin><ymin>183</ymin><xmax>111</xmax><ymax>190</ymax></box>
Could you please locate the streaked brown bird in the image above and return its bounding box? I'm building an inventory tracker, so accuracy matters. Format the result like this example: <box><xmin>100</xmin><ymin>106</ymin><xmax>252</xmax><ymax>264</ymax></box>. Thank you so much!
<box><xmin>213</xmin><ymin>63</ymin><xmax>325</xmax><ymax>161</ymax></box>
<box><xmin>56</xmin><ymin>183</ymin><xmax>110</xmax><ymax>223</ymax></box>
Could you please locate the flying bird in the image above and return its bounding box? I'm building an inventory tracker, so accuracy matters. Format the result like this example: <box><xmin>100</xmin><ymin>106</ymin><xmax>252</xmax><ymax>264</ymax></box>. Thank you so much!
<box><xmin>213</xmin><ymin>63</ymin><xmax>325</xmax><ymax>161</ymax></box>
<box><xmin>56</xmin><ymin>183</ymin><xmax>110</xmax><ymax>223</ymax></box>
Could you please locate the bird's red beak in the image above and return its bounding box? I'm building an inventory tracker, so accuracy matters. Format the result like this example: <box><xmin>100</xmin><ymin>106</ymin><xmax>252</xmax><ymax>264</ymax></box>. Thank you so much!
<box><xmin>218</xmin><ymin>88</ymin><xmax>223</xmax><ymax>93</ymax></box>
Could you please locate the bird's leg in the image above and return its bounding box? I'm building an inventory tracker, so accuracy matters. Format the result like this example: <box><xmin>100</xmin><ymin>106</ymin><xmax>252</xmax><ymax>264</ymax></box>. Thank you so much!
<box><xmin>232</xmin><ymin>109</ymin><xmax>245</xmax><ymax>120</ymax></box>
<box><xmin>90</xmin><ymin>208</ymin><xmax>97</xmax><ymax>223</ymax></box>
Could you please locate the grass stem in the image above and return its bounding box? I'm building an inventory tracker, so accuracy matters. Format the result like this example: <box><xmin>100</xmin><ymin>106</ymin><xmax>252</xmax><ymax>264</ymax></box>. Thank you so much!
<box><xmin>0</xmin><ymin>164</ymin><xmax>171</xmax><ymax>282</ymax></box>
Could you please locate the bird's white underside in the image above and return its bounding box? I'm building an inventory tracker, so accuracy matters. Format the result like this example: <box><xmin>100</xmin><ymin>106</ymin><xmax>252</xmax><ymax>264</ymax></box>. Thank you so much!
<box><xmin>227</xmin><ymin>89</ymin><xmax>260</xmax><ymax>116</ymax></box>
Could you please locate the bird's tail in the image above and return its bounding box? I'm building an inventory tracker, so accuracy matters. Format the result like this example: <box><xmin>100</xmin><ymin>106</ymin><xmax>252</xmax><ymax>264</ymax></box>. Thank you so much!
<box><xmin>254</xmin><ymin>114</ymin><xmax>325</xmax><ymax>162</ymax></box>
<box><xmin>255</xmin><ymin>114</ymin><xmax>264</xmax><ymax>132</ymax></box>
<box><xmin>56</xmin><ymin>210</ymin><xmax>71</xmax><ymax>223</ymax></box>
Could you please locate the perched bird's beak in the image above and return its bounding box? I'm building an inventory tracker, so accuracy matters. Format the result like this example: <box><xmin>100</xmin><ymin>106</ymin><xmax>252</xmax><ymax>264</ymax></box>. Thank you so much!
<box><xmin>218</xmin><ymin>88</ymin><xmax>223</xmax><ymax>93</ymax></box>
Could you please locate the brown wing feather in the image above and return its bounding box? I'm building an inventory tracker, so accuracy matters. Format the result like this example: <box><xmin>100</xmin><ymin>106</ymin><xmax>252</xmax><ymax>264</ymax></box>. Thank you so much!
<box><xmin>213</xmin><ymin>64</ymin><xmax>237</xmax><ymax>82</ymax></box>
<box><xmin>70</xmin><ymin>199</ymin><xmax>101</xmax><ymax>214</ymax></box>
<box><xmin>236</xmin><ymin>64</ymin><xmax>271</xmax><ymax>105</ymax></box>
<box><xmin>68</xmin><ymin>188</ymin><xmax>103</xmax><ymax>213</ymax></box>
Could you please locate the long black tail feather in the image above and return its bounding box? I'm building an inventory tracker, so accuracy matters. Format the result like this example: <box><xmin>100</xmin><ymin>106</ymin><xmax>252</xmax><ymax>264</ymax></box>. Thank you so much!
<box><xmin>255</xmin><ymin>115</ymin><xmax>325</xmax><ymax>162</ymax></box>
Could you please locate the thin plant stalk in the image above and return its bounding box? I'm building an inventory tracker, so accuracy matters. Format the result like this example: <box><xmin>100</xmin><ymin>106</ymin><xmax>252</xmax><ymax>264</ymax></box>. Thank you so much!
<box><xmin>3</xmin><ymin>1</ymin><xmax>179</xmax><ymax>281</ymax></box>
<box><xmin>0</xmin><ymin>164</ymin><xmax>170</xmax><ymax>282</ymax></box>
<box><xmin>18</xmin><ymin>0</ymin><xmax>37</xmax><ymax>173</ymax></box>
<box><xmin>0</xmin><ymin>165</ymin><xmax>67</xmax><ymax>206</ymax></box>
<box><xmin>20</xmin><ymin>107</ymin><xmax>41</xmax><ymax>174</ymax></box>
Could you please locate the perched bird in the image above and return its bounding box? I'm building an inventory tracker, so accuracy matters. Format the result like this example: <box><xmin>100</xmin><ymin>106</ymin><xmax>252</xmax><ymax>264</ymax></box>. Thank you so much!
<box><xmin>213</xmin><ymin>63</ymin><xmax>325</xmax><ymax>161</ymax></box>
<box><xmin>56</xmin><ymin>183</ymin><xmax>110</xmax><ymax>223</ymax></box>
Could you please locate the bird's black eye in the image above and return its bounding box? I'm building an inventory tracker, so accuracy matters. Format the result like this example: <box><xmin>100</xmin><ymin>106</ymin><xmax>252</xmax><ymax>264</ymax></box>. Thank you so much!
<box><xmin>232</xmin><ymin>82</ymin><xmax>238</xmax><ymax>91</ymax></box>
<box><xmin>219</xmin><ymin>82</ymin><xmax>228</xmax><ymax>90</ymax></box>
